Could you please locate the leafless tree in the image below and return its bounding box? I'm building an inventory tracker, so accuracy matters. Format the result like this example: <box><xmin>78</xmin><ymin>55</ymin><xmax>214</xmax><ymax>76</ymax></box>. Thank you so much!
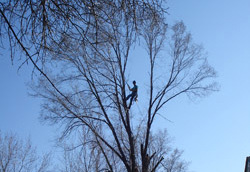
<box><xmin>0</xmin><ymin>131</ymin><xmax>52</xmax><ymax>172</ymax></box>
<box><xmin>161</xmin><ymin>149</ymin><xmax>189</xmax><ymax>172</ymax></box>
<box><xmin>0</xmin><ymin>1</ymin><xmax>217</xmax><ymax>172</ymax></box>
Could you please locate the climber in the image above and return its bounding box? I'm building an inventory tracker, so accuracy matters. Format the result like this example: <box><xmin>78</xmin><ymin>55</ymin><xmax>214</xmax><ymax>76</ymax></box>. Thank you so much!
<box><xmin>126</xmin><ymin>80</ymin><xmax>138</xmax><ymax>109</ymax></box>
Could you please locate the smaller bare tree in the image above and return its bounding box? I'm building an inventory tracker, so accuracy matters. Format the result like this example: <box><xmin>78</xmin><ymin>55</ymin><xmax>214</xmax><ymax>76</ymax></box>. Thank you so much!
<box><xmin>161</xmin><ymin>149</ymin><xmax>189</xmax><ymax>172</ymax></box>
<box><xmin>59</xmin><ymin>128</ymin><xmax>106</xmax><ymax>172</ymax></box>
<box><xmin>0</xmin><ymin>131</ymin><xmax>52</xmax><ymax>172</ymax></box>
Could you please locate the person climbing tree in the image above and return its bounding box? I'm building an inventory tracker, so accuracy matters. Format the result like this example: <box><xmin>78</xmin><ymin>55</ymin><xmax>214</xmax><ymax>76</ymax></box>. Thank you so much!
<box><xmin>126</xmin><ymin>80</ymin><xmax>138</xmax><ymax>109</ymax></box>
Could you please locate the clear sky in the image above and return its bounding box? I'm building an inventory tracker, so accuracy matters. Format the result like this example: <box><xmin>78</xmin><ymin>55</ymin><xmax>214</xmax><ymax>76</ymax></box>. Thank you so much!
<box><xmin>1</xmin><ymin>0</ymin><xmax>250</xmax><ymax>172</ymax></box>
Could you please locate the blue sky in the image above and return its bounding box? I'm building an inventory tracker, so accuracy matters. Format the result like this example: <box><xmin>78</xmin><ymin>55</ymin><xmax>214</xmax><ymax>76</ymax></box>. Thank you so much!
<box><xmin>1</xmin><ymin>0</ymin><xmax>250</xmax><ymax>171</ymax></box>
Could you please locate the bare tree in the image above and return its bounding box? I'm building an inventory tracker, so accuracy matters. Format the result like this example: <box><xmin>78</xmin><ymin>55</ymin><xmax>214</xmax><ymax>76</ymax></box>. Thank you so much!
<box><xmin>58</xmin><ymin>127</ymin><xmax>108</xmax><ymax>172</ymax></box>
<box><xmin>0</xmin><ymin>131</ymin><xmax>51</xmax><ymax>172</ymax></box>
<box><xmin>161</xmin><ymin>149</ymin><xmax>189</xmax><ymax>172</ymax></box>
<box><xmin>0</xmin><ymin>1</ymin><xmax>217</xmax><ymax>172</ymax></box>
